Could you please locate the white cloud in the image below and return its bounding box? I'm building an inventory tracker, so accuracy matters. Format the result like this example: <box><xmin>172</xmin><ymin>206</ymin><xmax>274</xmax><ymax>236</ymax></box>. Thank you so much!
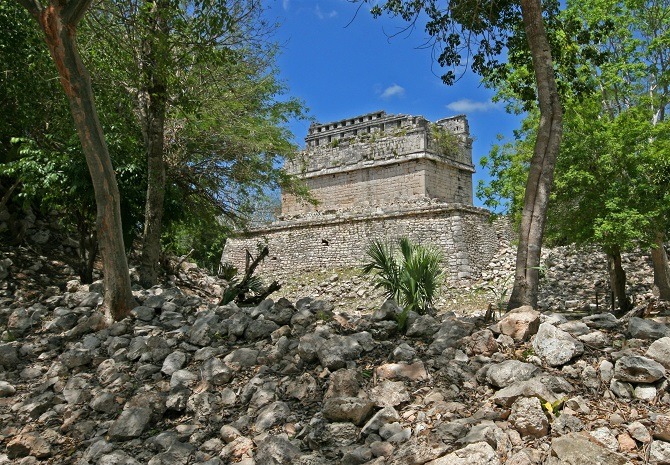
<box><xmin>282</xmin><ymin>0</ymin><xmax>290</xmax><ymax>10</ymax></box>
<box><xmin>380</xmin><ymin>84</ymin><xmax>406</xmax><ymax>99</ymax></box>
<box><xmin>446</xmin><ymin>99</ymin><xmax>498</xmax><ymax>113</ymax></box>
<box><xmin>314</xmin><ymin>5</ymin><xmax>337</xmax><ymax>19</ymax></box>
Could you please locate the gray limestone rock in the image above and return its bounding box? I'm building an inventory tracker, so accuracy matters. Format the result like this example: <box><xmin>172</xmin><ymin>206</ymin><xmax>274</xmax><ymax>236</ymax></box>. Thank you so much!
<box><xmin>131</xmin><ymin>305</ymin><xmax>156</xmax><ymax>322</ymax></box>
<box><xmin>509</xmin><ymin>396</ymin><xmax>549</xmax><ymax>438</ymax></box>
<box><xmin>590</xmin><ymin>427</ymin><xmax>619</xmax><ymax>451</ymax></box>
<box><xmin>162</xmin><ymin>351</ymin><xmax>187</xmax><ymax>375</ymax></box>
<box><xmin>578</xmin><ymin>330</ymin><xmax>611</xmax><ymax>348</ymax></box>
<box><xmin>627</xmin><ymin>421</ymin><xmax>651</xmax><ymax>443</ymax></box>
<box><xmin>425</xmin><ymin>441</ymin><xmax>500</xmax><ymax>465</ymax></box>
<box><xmin>650</xmin><ymin>440</ymin><xmax>670</xmax><ymax>464</ymax></box>
<box><xmin>255</xmin><ymin>435</ymin><xmax>301</xmax><ymax>465</ymax></box>
<box><xmin>326</xmin><ymin>422</ymin><xmax>360</xmax><ymax>447</ymax></box>
<box><xmin>325</xmin><ymin>369</ymin><xmax>360</xmax><ymax>399</ymax></box>
<box><xmin>361</xmin><ymin>406</ymin><xmax>400</xmax><ymax>435</ymax></box>
<box><xmin>428</xmin><ymin>317</ymin><xmax>476</xmax><ymax>354</ymax></box>
<box><xmin>532</xmin><ymin>322</ymin><xmax>584</xmax><ymax>366</ymax></box>
<box><xmin>614</xmin><ymin>356</ymin><xmax>666</xmax><ymax>383</ymax></box>
<box><xmin>491</xmin><ymin>375</ymin><xmax>574</xmax><ymax>408</ymax></box>
<box><xmin>254</xmin><ymin>401</ymin><xmax>290</xmax><ymax>432</ymax></box>
<box><xmin>558</xmin><ymin>321</ymin><xmax>591</xmax><ymax>336</ymax></box>
<box><xmin>550</xmin><ymin>432</ymin><xmax>630</xmax><ymax>465</ymax></box>
<box><xmin>245</xmin><ymin>317</ymin><xmax>280</xmax><ymax>341</ymax></box>
<box><xmin>406</xmin><ymin>314</ymin><xmax>439</xmax><ymax>338</ymax></box>
<box><xmin>485</xmin><ymin>360</ymin><xmax>541</xmax><ymax>388</ymax></box>
<box><xmin>0</xmin><ymin>380</ymin><xmax>16</xmax><ymax>397</ymax></box>
<box><xmin>316</xmin><ymin>334</ymin><xmax>364</xmax><ymax>370</ymax></box>
<box><xmin>628</xmin><ymin>317</ymin><xmax>669</xmax><ymax>340</ymax></box>
<box><xmin>223</xmin><ymin>348</ymin><xmax>259</xmax><ymax>368</ymax></box>
<box><xmin>98</xmin><ymin>450</ymin><xmax>142</xmax><ymax>465</ymax></box>
<box><xmin>653</xmin><ymin>415</ymin><xmax>670</xmax><ymax>441</ymax></box>
<box><xmin>201</xmin><ymin>357</ymin><xmax>233</xmax><ymax>385</ymax></box>
<box><xmin>107</xmin><ymin>407</ymin><xmax>153</xmax><ymax>440</ymax></box>
<box><xmin>646</xmin><ymin>337</ymin><xmax>670</xmax><ymax>369</ymax></box>
<box><xmin>372</xmin><ymin>299</ymin><xmax>402</xmax><ymax>322</ymax></box>
<box><xmin>90</xmin><ymin>391</ymin><xmax>119</xmax><ymax>414</ymax></box>
<box><xmin>0</xmin><ymin>343</ymin><xmax>19</xmax><ymax>368</ymax></box>
<box><xmin>392</xmin><ymin>342</ymin><xmax>416</xmax><ymax>361</ymax></box>
<box><xmin>322</xmin><ymin>397</ymin><xmax>375</xmax><ymax>426</ymax></box>
<box><xmin>582</xmin><ymin>313</ymin><xmax>619</xmax><ymax>330</ymax></box>
<box><xmin>60</xmin><ymin>348</ymin><xmax>92</xmax><ymax>369</ymax></box>
<box><xmin>370</xmin><ymin>380</ymin><xmax>410</xmax><ymax>407</ymax></box>
<box><xmin>552</xmin><ymin>414</ymin><xmax>585</xmax><ymax>435</ymax></box>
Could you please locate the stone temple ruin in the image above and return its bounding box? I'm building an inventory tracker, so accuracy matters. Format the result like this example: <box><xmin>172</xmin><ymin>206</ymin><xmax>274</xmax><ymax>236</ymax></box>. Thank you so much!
<box><xmin>222</xmin><ymin>110</ymin><xmax>501</xmax><ymax>279</ymax></box>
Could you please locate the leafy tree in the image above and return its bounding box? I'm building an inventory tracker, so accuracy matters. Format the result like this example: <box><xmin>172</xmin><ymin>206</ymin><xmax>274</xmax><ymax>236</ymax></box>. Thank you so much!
<box><xmin>480</xmin><ymin>0</ymin><xmax>670</xmax><ymax>305</ymax></box>
<box><xmin>15</xmin><ymin>0</ymin><xmax>135</xmax><ymax>321</ymax></box>
<box><xmin>363</xmin><ymin>0</ymin><xmax>563</xmax><ymax>310</ymax></box>
<box><xmin>87</xmin><ymin>0</ymin><xmax>308</xmax><ymax>286</ymax></box>
<box><xmin>362</xmin><ymin>237</ymin><xmax>444</xmax><ymax>330</ymax></box>
<box><xmin>1</xmin><ymin>3</ymin><xmax>146</xmax><ymax>284</ymax></box>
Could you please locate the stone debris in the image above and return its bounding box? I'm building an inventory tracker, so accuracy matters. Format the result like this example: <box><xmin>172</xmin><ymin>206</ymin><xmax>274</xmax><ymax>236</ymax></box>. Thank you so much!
<box><xmin>0</xmin><ymin>241</ymin><xmax>669</xmax><ymax>464</ymax></box>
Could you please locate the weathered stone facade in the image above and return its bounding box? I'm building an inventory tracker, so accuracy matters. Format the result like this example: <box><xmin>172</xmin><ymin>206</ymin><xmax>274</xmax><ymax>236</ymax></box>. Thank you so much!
<box><xmin>281</xmin><ymin>111</ymin><xmax>474</xmax><ymax>215</ymax></box>
<box><xmin>223</xmin><ymin>111</ymin><xmax>498</xmax><ymax>279</ymax></box>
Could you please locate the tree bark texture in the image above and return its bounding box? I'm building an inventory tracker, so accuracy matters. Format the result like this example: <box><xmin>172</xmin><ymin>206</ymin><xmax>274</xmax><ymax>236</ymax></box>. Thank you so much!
<box><xmin>507</xmin><ymin>0</ymin><xmax>563</xmax><ymax>310</ymax></box>
<box><xmin>19</xmin><ymin>0</ymin><xmax>136</xmax><ymax>321</ymax></box>
<box><xmin>650</xmin><ymin>232</ymin><xmax>670</xmax><ymax>301</ymax></box>
<box><xmin>138</xmin><ymin>0</ymin><xmax>169</xmax><ymax>288</ymax></box>
<box><xmin>608</xmin><ymin>249</ymin><xmax>632</xmax><ymax>314</ymax></box>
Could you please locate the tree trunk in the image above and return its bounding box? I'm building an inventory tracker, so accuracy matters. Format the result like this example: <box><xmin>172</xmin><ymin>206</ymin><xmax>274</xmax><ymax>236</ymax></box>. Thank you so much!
<box><xmin>651</xmin><ymin>232</ymin><xmax>670</xmax><ymax>301</ymax></box>
<box><xmin>31</xmin><ymin>2</ymin><xmax>136</xmax><ymax>320</ymax></box>
<box><xmin>608</xmin><ymin>249</ymin><xmax>632</xmax><ymax>315</ymax></box>
<box><xmin>138</xmin><ymin>0</ymin><xmax>169</xmax><ymax>288</ymax></box>
<box><xmin>507</xmin><ymin>0</ymin><xmax>563</xmax><ymax>310</ymax></box>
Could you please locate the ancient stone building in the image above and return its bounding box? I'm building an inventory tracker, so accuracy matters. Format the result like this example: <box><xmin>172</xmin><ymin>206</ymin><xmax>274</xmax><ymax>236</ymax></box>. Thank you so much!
<box><xmin>222</xmin><ymin>111</ymin><xmax>500</xmax><ymax>279</ymax></box>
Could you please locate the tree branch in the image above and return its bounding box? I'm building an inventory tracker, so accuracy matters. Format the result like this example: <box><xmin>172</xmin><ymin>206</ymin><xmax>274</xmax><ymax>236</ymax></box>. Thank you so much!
<box><xmin>15</xmin><ymin>0</ymin><xmax>42</xmax><ymax>18</ymax></box>
<box><xmin>62</xmin><ymin>0</ymin><xmax>93</xmax><ymax>25</ymax></box>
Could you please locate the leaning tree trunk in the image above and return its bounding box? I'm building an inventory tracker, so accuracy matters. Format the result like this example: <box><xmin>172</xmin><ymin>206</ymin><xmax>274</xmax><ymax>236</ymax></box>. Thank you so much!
<box><xmin>19</xmin><ymin>0</ymin><xmax>136</xmax><ymax>321</ymax></box>
<box><xmin>138</xmin><ymin>0</ymin><xmax>169</xmax><ymax>288</ymax></box>
<box><xmin>507</xmin><ymin>0</ymin><xmax>563</xmax><ymax>310</ymax></box>
<box><xmin>608</xmin><ymin>248</ymin><xmax>632</xmax><ymax>315</ymax></box>
<box><xmin>650</xmin><ymin>231</ymin><xmax>670</xmax><ymax>301</ymax></box>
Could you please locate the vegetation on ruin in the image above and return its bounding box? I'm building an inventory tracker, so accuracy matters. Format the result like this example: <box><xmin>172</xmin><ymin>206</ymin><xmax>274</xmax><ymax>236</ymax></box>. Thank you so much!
<box><xmin>429</xmin><ymin>124</ymin><xmax>462</xmax><ymax>160</ymax></box>
<box><xmin>362</xmin><ymin>237</ymin><xmax>444</xmax><ymax>330</ymax></box>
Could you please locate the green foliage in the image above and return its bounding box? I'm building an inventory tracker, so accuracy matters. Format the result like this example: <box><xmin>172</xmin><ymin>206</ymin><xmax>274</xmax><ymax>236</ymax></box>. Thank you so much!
<box><xmin>362</xmin><ymin>237</ymin><xmax>444</xmax><ymax>330</ymax></box>
<box><xmin>430</xmin><ymin>124</ymin><xmax>461</xmax><ymax>159</ymax></box>
<box><xmin>479</xmin><ymin>0</ymin><xmax>670</xmax><ymax>254</ymax></box>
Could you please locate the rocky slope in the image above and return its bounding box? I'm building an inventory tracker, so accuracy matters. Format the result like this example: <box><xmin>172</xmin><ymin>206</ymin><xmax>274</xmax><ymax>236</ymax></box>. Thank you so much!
<box><xmin>1</xmin><ymin>245</ymin><xmax>670</xmax><ymax>464</ymax></box>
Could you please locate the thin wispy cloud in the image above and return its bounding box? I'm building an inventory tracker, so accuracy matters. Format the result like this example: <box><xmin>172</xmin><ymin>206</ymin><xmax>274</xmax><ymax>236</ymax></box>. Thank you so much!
<box><xmin>380</xmin><ymin>84</ymin><xmax>406</xmax><ymax>99</ymax></box>
<box><xmin>282</xmin><ymin>0</ymin><xmax>290</xmax><ymax>10</ymax></box>
<box><xmin>446</xmin><ymin>99</ymin><xmax>499</xmax><ymax>113</ymax></box>
<box><xmin>314</xmin><ymin>5</ymin><xmax>338</xmax><ymax>19</ymax></box>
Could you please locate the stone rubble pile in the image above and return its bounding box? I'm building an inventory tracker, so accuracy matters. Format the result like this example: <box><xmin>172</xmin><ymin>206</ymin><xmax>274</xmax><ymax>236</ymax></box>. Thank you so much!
<box><xmin>1</xmin><ymin>257</ymin><xmax>670</xmax><ymax>465</ymax></box>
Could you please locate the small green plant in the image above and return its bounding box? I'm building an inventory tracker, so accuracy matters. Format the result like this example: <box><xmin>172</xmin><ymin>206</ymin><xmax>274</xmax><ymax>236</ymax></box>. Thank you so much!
<box><xmin>430</xmin><ymin>124</ymin><xmax>461</xmax><ymax>159</ymax></box>
<box><xmin>361</xmin><ymin>237</ymin><xmax>444</xmax><ymax>331</ymax></box>
<box><xmin>484</xmin><ymin>274</ymin><xmax>514</xmax><ymax>317</ymax></box>
<box><xmin>218</xmin><ymin>262</ymin><xmax>238</xmax><ymax>281</ymax></box>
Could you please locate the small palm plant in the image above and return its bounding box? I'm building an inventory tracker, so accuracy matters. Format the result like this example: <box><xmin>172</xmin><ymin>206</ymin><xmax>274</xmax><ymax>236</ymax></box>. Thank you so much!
<box><xmin>362</xmin><ymin>237</ymin><xmax>444</xmax><ymax>330</ymax></box>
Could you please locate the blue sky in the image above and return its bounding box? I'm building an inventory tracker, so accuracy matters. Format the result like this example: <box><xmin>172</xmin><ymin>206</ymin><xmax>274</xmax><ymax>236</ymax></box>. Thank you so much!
<box><xmin>264</xmin><ymin>0</ymin><xmax>524</xmax><ymax>207</ymax></box>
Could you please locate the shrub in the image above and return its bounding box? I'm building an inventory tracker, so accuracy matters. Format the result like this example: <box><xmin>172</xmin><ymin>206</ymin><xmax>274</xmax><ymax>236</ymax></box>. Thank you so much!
<box><xmin>362</xmin><ymin>237</ymin><xmax>444</xmax><ymax>329</ymax></box>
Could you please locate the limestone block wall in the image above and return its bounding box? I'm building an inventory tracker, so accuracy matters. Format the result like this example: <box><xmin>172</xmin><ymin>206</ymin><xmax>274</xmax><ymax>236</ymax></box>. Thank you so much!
<box><xmin>222</xmin><ymin>203</ymin><xmax>499</xmax><ymax>280</ymax></box>
<box><xmin>424</xmin><ymin>161</ymin><xmax>473</xmax><ymax>205</ymax></box>
<box><xmin>282</xmin><ymin>160</ymin><xmax>429</xmax><ymax>215</ymax></box>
